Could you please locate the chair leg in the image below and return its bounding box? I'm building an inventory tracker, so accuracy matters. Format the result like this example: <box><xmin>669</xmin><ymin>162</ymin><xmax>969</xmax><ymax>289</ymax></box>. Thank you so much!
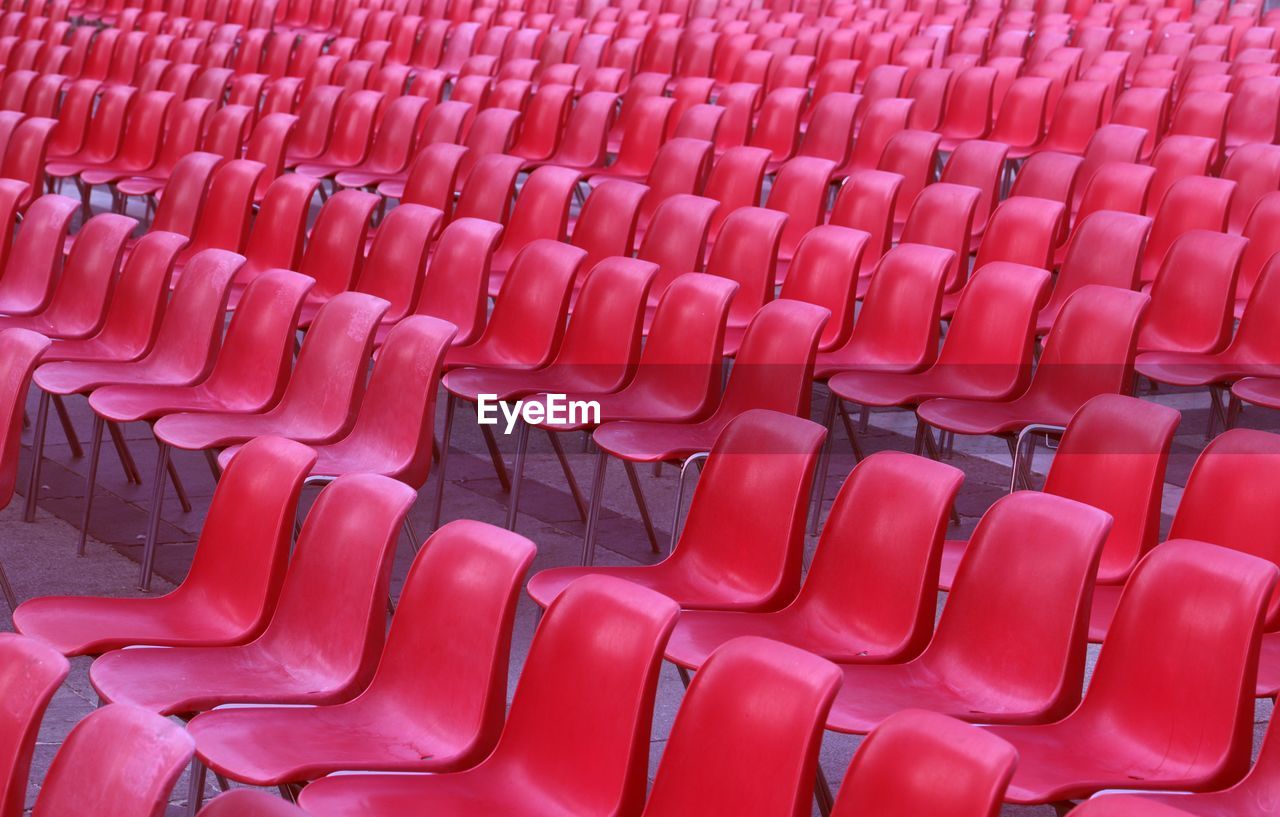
<box><xmin>809</xmin><ymin>393</ymin><xmax>838</xmax><ymax>536</ymax></box>
<box><xmin>622</xmin><ymin>459</ymin><xmax>659</xmax><ymax>553</ymax></box>
<box><xmin>139</xmin><ymin>443</ymin><xmax>170</xmax><ymax>592</ymax></box>
<box><xmin>671</xmin><ymin>453</ymin><xmax>707</xmax><ymax>553</ymax></box>
<box><xmin>1207</xmin><ymin>386</ymin><xmax>1227</xmax><ymax>439</ymax></box>
<box><xmin>23</xmin><ymin>390</ymin><xmax>51</xmax><ymax>523</ymax></box>
<box><xmin>50</xmin><ymin>394</ymin><xmax>82</xmax><ymax>458</ymax></box>
<box><xmin>0</xmin><ymin>559</ymin><xmax>16</xmax><ymax>611</ymax></box>
<box><xmin>77</xmin><ymin>416</ymin><xmax>105</xmax><ymax>556</ymax></box>
<box><xmin>106</xmin><ymin>421</ymin><xmax>141</xmax><ymax>483</ymax></box>
<box><xmin>1226</xmin><ymin>391</ymin><xmax>1242</xmax><ymax>429</ymax></box>
<box><xmin>186</xmin><ymin>757</ymin><xmax>207</xmax><ymax>817</ymax></box>
<box><xmin>402</xmin><ymin>516</ymin><xmax>420</xmax><ymax>554</ymax></box>
<box><xmin>814</xmin><ymin>768</ymin><xmax>835</xmax><ymax>817</ymax></box>
<box><xmin>478</xmin><ymin>421</ymin><xmax>511</xmax><ymax>492</ymax></box>
<box><xmin>430</xmin><ymin>393</ymin><xmax>455</xmax><ymax>531</ymax></box>
<box><xmin>676</xmin><ymin>665</ymin><xmax>692</xmax><ymax>688</ymax></box>
<box><xmin>505</xmin><ymin>420</ymin><xmax>530</xmax><ymax>531</ymax></box>
<box><xmin>545</xmin><ymin>429</ymin><xmax>587</xmax><ymax>521</ymax></box>
<box><xmin>203</xmin><ymin>449</ymin><xmax>222</xmax><ymax>482</ymax></box>
<box><xmin>167</xmin><ymin>455</ymin><xmax>192</xmax><ymax>513</ymax></box>
<box><xmin>580</xmin><ymin>448</ymin><xmax>609</xmax><ymax>565</ymax></box>
<box><xmin>835</xmin><ymin>401</ymin><xmax>864</xmax><ymax>461</ymax></box>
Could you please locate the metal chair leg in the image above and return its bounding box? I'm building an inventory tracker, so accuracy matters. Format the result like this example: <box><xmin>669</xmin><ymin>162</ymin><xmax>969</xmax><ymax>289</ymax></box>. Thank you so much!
<box><xmin>622</xmin><ymin>459</ymin><xmax>659</xmax><ymax>553</ymax></box>
<box><xmin>430</xmin><ymin>393</ymin><xmax>455</xmax><ymax>531</ymax></box>
<box><xmin>23</xmin><ymin>390</ymin><xmax>51</xmax><ymax>522</ymax></box>
<box><xmin>186</xmin><ymin>757</ymin><xmax>207</xmax><ymax>817</ymax></box>
<box><xmin>106</xmin><ymin>421</ymin><xmax>141</xmax><ymax>483</ymax></box>
<box><xmin>402</xmin><ymin>516</ymin><xmax>420</xmax><ymax>554</ymax></box>
<box><xmin>77</xmin><ymin>416</ymin><xmax>106</xmax><ymax>556</ymax></box>
<box><xmin>814</xmin><ymin>768</ymin><xmax>835</xmax><ymax>817</ymax></box>
<box><xmin>676</xmin><ymin>666</ymin><xmax>692</xmax><ymax>688</ymax></box>
<box><xmin>50</xmin><ymin>394</ymin><xmax>82</xmax><ymax>457</ymax></box>
<box><xmin>580</xmin><ymin>448</ymin><xmax>609</xmax><ymax>565</ymax></box>
<box><xmin>671</xmin><ymin>452</ymin><xmax>708</xmax><ymax>553</ymax></box>
<box><xmin>1227</xmin><ymin>391</ymin><xmax>1242</xmax><ymax>428</ymax></box>
<box><xmin>809</xmin><ymin>394</ymin><xmax>838</xmax><ymax>536</ymax></box>
<box><xmin>546</xmin><ymin>429</ymin><xmax>587</xmax><ymax>521</ymax></box>
<box><xmin>505</xmin><ymin>420</ymin><xmax>530</xmax><ymax>530</ymax></box>
<box><xmin>203</xmin><ymin>449</ymin><xmax>222</xmax><ymax>482</ymax></box>
<box><xmin>167</xmin><ymin>455</ymin><xmax>192</xmax><ymax>513</ymax></box>
<box><xmin>139</xmin><ymin>443</ymin><xmax>170</xmax><ymax>592</ymax></box>
<box><xmin>478</xmin><ymin>420</ymin><xmax>511</xmax><ymax>492</ymax></box>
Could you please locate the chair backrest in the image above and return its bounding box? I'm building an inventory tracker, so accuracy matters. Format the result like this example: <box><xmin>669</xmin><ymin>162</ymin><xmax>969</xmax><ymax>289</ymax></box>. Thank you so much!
<box><xmin>667</xmin><ymin>409</ymin><xmax>827</xmax><ymax>610</ymax></box>
<box><xmin>144</xmin><ymin>250</ymin><xmax>242</xmax><ymax>381</ymax></box>
<box><xmin>331</xmin><ymin>316</ymin><xmax>455</xmax><ymax>487</ymax></box>
<box><xmin>1032</xmin><ymin>285</ymin><xmax>1149</xmax><ymax>411</ymax></box>
<box><xmin>640</xmin><ymin>637</ymin><xmax>841</xmax><ymax>817</ymax></box>
<box><xmin>829</xmin><ymin>170</ymin><xmax>902</xmax><ymax>271</ymax></box>
<box><xmin>710</xmin><ymin>207</ymin><xmax>788</xmax><ymax>324</ymax></box>
<box><xmin>800</xmin><ymin>452</ymin><xmax>963</xmax><ymax>662</ymax></box>
<box><xmin>355</xmin><ymin>204</ymin><xmax>442</xmax><ymax>319</ymax></box>
<box><xmin>933</xmin><ymin>491</ymin><xmax>1111</xmax><ymax>720</ymax></box>
<box><xmin>298</xmin><ymin>189</ymin><xmax>379</xmax><ymax>298</ymax></box>
<box><xmin>779</xmin><ymin>225</ymin><xmax>868</xmax><ymax>351</ymax></box>
<box><xmin>1222</xmin><ymin>143</ymin><xmax>1280</xmax><ymax>234</ymax></box>
<box><xmin>400</xmin><ymin>142</ymin><xmax>468</xmax><ymax>217</ymax></box>
<box><xmin>703</xmin><ymin>145</ymin><xmax>769</xmax><ymax>238</ymax></box>
<box><xmin>839</xmin><ymin>244</ymin><xmax>950</xmax><ymax>370</ymax></box>
<box><xmin>360</xmin><ymin>520</ymin><xmax>535</xmax><ymax>769</ymax></box>
<box><xmin>272</xmin><ymin>291</ymin><xmax>389</xmax><ymax>430</ymax></box>
<box><xmin>938</xmin><ymin>262</ymin><xmax>1050</xmax><ymax>393</ymax></box>
<box><xmin>550</xmin><ymin>257</ymin><xmax>655</xmax><ymax>379</ymax></box>
<box><xmin>974</xmin><ymin>196</ymin><xmax>1064</xmax><ymax>270</ymax></box>
<box><xmin>254</xmin><ymin>474</ymin><xmax>416</xmax><ymax>691</ymax></box>
<box><xmin>1049</xmin><ymin>211</ymin><xmax>1151</xmax><ymax>318</ymax></box>
<box><xmin>176</xmin><ymin>436</ymin><xmax>316</xmax><ymax>645</ymax></box>
<box><xmin>718</xmin><ymin>299</ymin><xmax>830</xmax><ymax>420</ymax></box>
<box><xmin>242</xmin><ymin>174</ymin><xmax>319</xmax><ymax>280</ymax></box>
<box><xmin>488</xmin><ymin>575</ymin><xmax>680</xmax><ymax>817</ymax></box>
<box><xmin>0</xmin><ymin>182</ymin><xmax>26</xmax><ymax>272</ymax></box>
<box><xmin>637</xmin><ymin>193</ymin><xmax>718</xmax><ymax>299</ymax></box>
<box><xmin>0</xmin><ymin>634</ymin><xmax>68</xmax><ymax>817</ymax></box>
<box><xmin>1074</xmin><ymin>540</ymin><xmax>1277</xmax><ymax>786</ymax></box>
<box><xmin>0</xmin><ymin>117</ymin><xmax>55</xmax><ymax>207</ymax></box>
<box><xmin>456</xmin><ymin>240</ymin><xmax>584</xmax><ymax>367</ymax></box>
<box><xmin>41</xmin><ymin>212</ymin><xmax>136</xmax><ymax>337</ymax></box>
<box><xmin>453</xmin><ymin>153</ymin><xmax>523</xmax><ymax>223</ymax></box>
<box><xmin>572</xmin><ymin>179</ymin><xmax>647</xmax><ymax>270</ymax></box>
<box><xmin>416</xmin><ymin>218</ymin><xmax>502</xmax><ymax>347</ymax></box>
<box><xmin>152</xmin><ymin>151</ymin><xmax>223</xmax><ymax>236</ymax></box>
<box><xmin>496</xmin><ymin>165</ymin><xmax>580</xmax><ymax>259</ymax></box>
<box><xmin>90</xmin><ymin>231</ymin><xmax>187</xmax><ymax>361</ymax></box>
<box><xmin>1139</xmin><ymin>229</ymin><xmax>1247</xmax><ymax>354</ymax></box>
<box><xmin>899</xmin><ymin>182</ymin><xmax>979</xmax><ymax>291</ymax></box>
<box><xmin>0</xmin><ymin>195</ymin><xmax>77</xmax><ymax>316</ymax></box>
<box><xmin>938</xmin><ymin>139</ymin><xmax>1008</xmax><ymax>232</ymax></box>
<box><xmin>187</xmin><ymin>159</ymin><xmax>264</xmax><ymax>256</ymax></box>
<box><xmin>1141</xmin><ymin>175</ymin><xmax>1235</xmax><ymax>283</ymax></box>
<box><xmin>830</xmin><ymin>709</ymin><xmax>1017</xmax><ymax>817</ymax></box>
<box><xmin>32</xmin><ymin>704</ymin><xmax>193</xmax><ymax>817</ymax></box>
<box><xmin>1044</xmin><ymin>394</ymin><xmax>1180</xmax><ymax>584</ymax></box>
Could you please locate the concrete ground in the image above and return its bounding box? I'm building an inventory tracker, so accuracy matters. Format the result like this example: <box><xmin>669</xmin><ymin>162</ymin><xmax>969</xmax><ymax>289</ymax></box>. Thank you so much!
<box><xmin>4</xmin><ymin>183</ymin><xmax>1274</xmax><ymax>816</ymax></box>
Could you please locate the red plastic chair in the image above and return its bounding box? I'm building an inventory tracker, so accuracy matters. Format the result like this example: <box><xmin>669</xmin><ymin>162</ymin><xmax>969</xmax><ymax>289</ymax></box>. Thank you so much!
<box><xmin>175</xmin><ymin>159</ymin><xmax>264</xmax><ymax>268</ymax></box>
<box><xmin>185</xmin><ymin>520</ymin><xmax>535</xmax><ymax>794</ymax></box>
<box><xmin>1168</xmin><ymin>89</ymin><xmax>1232</xmax><ymax>166</ymax></box>
<box><xmin>198</xmin><ymin>791</ymin><xmax>309</xmax><ymax>817</ymax></box>
<box><xmin>149</xmin><ymin>151</ymin><xmax>224</xmax><ymax>240</ymax></box>
<box><xmin>768</xmin><ymin>156</ymin><xmax>835</xmax><ymax>272</ymax></box>
<box><xmin>825</xmin><ymin>490</ymin><xmax>1109</xmax><ymax>734</ymax></box>
<box><xmin>778</xmin><ymin>226</ymin><xmax>866</xmax><ymax>354</ymax></box>
<box><xmin>295</xmin><ymin>189</ymin><xmax>379</xmax><ymax>320</ymax></box>
<box><xmin>33</xmin><ymin>704</ymin><xmax>193</xmax><ymax>817</ymax></box>
<box><xmin>898</xmin><ymin>182</ymin><xmax>980</xmax><ymax>293</ymax></box>
<box><xmin>297</xmin><ymin>575</ymin><xmax>679</xmax><ymax>817</ymax></box>
<box><xmin>0</xmin><ymin>329</ymin><xmax>50</xmax><ymax>603</ymax></box>
<box><xmin>282</xmin><ymin>85</ymin><xmax>347</xmax><ymax>166</ymax></box>
<box><xmin>1146</xmin><ymin>135</ymin><xmax>1217</xmax><ymax>217</ymax></box>
<box><xmin>1037</xmin><ymin>211</ymin><xmax>1152</xmax><ymax>335</ymax></box>
<box><xmin>937</xmin><ymin>66</ymin><xmax>996</xmax><ymax>150</ymax></box>
<box><xmin>748</xmin><ymin>86</ymin><xmax>807</xmax><ymax>164</ymax></box>
<box><xmin>1221</xmin><ymin>142</ymin><xmax>1280</xmax><ymax>235</ymax></box>
<box><xmin>590</xmin><ymin>94</ymin><xmax>675</xmax><ymax>182</ymax></box>
<box><xmin>0</xmin><ymin>634</ymin><xmax>68</xmax><ymax>817</ymax></box>
<box><xmin>703</xmin><ymin>145</ymin><xmax>769</xmax><ymax>242</ymax></box>
<box><xmin>1031</xmin><ymin>80</ymin><xmax>1108</xmax><ymax>157</ymax></box>
<box><xmin>939</xmin><ymin>139</ymin><xmax>1009</xmax><ymax>239</ymax></box>
<box><xmin>43</xmin><ymin>84</ymin><xmax>135</xmax><ymax>183</ymax></box>
<box><xmin>665</xmin><ymin>451</ymin><xmax>962</xmax><ymax>673</ymax></box>
<box><xmin>489</xmin><ymin>164</ymin><xmax>581</xmax><ymax>284</ymax></box>
<box><xmin>452</xmin><ymin>153</ymin><xmax>523</xmax><ymax>223</ymax></box>
<box><xmin>918</xmin><ymin>285</ymin><xmax>1150</xmax><ymax>454</ymax></box>
<box><xmin>829</xmin><ymin>170</ymin><xmax>902</xmax><ymax>284</ymax></box>
<box><xmin>331</xmin><ymin>95</ymin><xmax>430</xmax><ymax>188</ymax></box>
<box><xmin>712</xmin><ymin>207</ymin><xmax>788</xmax><ymax>354</ymax></box>
<box><xmin>508</xmin><ymin>83</ymin><xmax>573</xmax><ymax>164</ymax></box>
<box><xmin>637</xmin><ymin>193</ymin><xmax>718</xmax><ymax>306</ymax></box>
<box><xmin>0</xmin><ymin>118</ymin><xmax>54</xmax><ymax>210</ymax></box>
<box><xmin>634</xmin><ymin>137</ymin><xmax>714</xmax><ymax>235</ymax></box>
<box><xmin>788</xmin><ymin>91</ymin><xmax>860</xmax><ymax>169</ymax></box>
<box><xmin>985</xmin><ymin>539</ymin><xmax>1278</xmax><ymax>806</ymax></box>
<box><xmin>528</xmin><ymin>409</ymin><xmax>825</xmax><ymax>602</ymax></box>
<box><xmin>1138</xmin><ymin>230</ymin><xmax>1247</xmax><ymax>355</ymax></box>
<box><xmin>988</xmin><ymin>76</ymin><xmax>1052</xmax><ymax>156</ymax></box>
<box><xmin>90</xmin><ymin>473</ymin><xmax>415</xmax><ymax>715</ymax></box>
<box><xmin>377</xmin><ymin>142</ymin><xmax>468</xmax><ymax>213</ymax></box>
<box><xmin>571</xmin><ymin>179</ymin><xmax>647</xmax><ymax>271</ymax></box>
<box><xmin>0</xmin><ymin>194</ymin><xmax>79</xmax><ymax>317</ymax></box>
<box><xmin>879</xmin><ymin>129</ymin><xmax>940</xmax><ymax>232</ymax></box>
<box><xmin>528</xmin><ymin>90</ymin><xmax>616</xmax><ymax>171</ymax></box>
<box><xmin>640</xmin><ymin>637</ymin><xmax>840</xmax><ymax>817</ymax></box>
<box><xmin>0</xmin><ymin>213</ymin><xmax>135</xmax><ymax>340</ymax></box>
<box><xmin>968</xmin><ymin>195</ymin><xmax>1064</xmax><ymax>287</ymax></box>
<box><xmin>1139</xmin><ymin>176</ymin><xmax>1235</xmax><ymax>284</ymax></box>
<box><xmin>293</xmin><ymin>89</ymin><xmax>384</xmax><ymax>177</ymax></box>
<box><xmin>114</xmin><ymin>98</ymin><xmax>217</xmax><ymax>199</ymax></box>
<box><xmin>16</xmin><ymin>435</ymin><xmax>313</xmax><ymax>656</ymax></box>
<box><xmin>232</xmin><ymin>173</ymin><xmax>319</xmax><ymax>297</ymax></box>
<box><xmin>75</xmin><ymin>89</ymin><xmax>174</xmax><ymax>196</ymax></box>
<box><xmin>828</xmin><ymin>710</ymin><xmax>1018</xmax><ymax>817</ymax></box>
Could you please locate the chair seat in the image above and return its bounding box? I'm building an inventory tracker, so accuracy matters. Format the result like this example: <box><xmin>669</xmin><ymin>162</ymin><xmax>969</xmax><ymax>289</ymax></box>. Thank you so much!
<box><xmin>983</xmin><ymin>721</ymin><xmax>1222</xmax><ymax>805</ymax></box>
<box><xmin>591</xmin><ymin>419</ymin><xmax>723</xmax><ymax>464</ymax></box>
<box><xmin>298</xmin><ymin>767</ymin><xmax>582</xmax><ymax>817</ymax></box>
<box><xmin>153</xmin><ymin>410</ymin><xmax>347</xmax><ymax>452</ymax></box>
<box><xmin>664</xmin><ymin>607</ymin><xmax>913</xmax><ymax>670</ymax></box>
<box><xmin>80</xmin><ymin>164</ymin><xmax>152</xmax><ymax>185</ymax></box>
<box><xmin>295</xmin><ymin>161</ymin><xmax>356</xmax><ymax>178</ymax></box>
<box><xmin>442</xmin><ymin>365</ymin><xmax>627</xmax><ymax>404</ymax></box>
<box><xmin>916</xmin><ymin>395</ymin><xmax>1075</xmax><ymax>436</ymax></box>
<box><xmin>13</xmin><ymin>594</ymin><xmax>262</xmax><ymax>657</ymax></box>
<box><xmin>115</xmin><ymin>175</ymin><xmax>168</xmax><ymax>196</ymax></box>
<box><xmin>943</xmin><ymin>540</ymin><xmax>1135</xmax><ymax>594</ymax></box>
<box><xmin>1134</xmin><ymin>352</ymin><xmax>1280</xmax><ymax>387</ymax></box>
<box><xmin>34</xmin><ymin>359</ymin><xmax>203</xmax><ymax>397</ymax></box>
<box><xmin>88</xmin><ymin>383</ymin><xmax>268</xmax><ymax>424</ymax></box>
<box><xmin>829</xmin><ymin>368</ymin><xmax>1017</xmax><ymax>408</ymax></box>
<box><xmin>41</xmin><ymin>338</ymin><xmax>141</xmax><ymax>366</ymax></box>
<box><xmin>1232</xmin><ymin>377</ymin><xmax>1280</xmax><ymax>409</ymax></box>
<box><xmin>91</xmin><ymin>642</ymin><xmax>362</xmax><ymax>716</ymax></box>
<box><xmin>814</xmin><ymin>351</ymin><xmax>924</xmax><ymax>382</ymax></box>
<box><xmin>334</xmin><ymin>166</ymin><xmax>404</xmax><ymax>189</ymax></box>
<box><xmin>826</xmin><ymin>661</ymin><xmax>1058</xmax><ymax>735</ymax></box>
<box><xmin>188</xmin><ymin>702</ymin><xmax>470</xmax><ymax>786</ymax></box>
<box><xmin>375</xmin><ymin>179</ymin><xmax>407</xmax><ymax>199</ymax></box>
<box><xmin>527</xmin><ymin>562</ymin><xmax>778</xmax><ymax>611</ymax></box>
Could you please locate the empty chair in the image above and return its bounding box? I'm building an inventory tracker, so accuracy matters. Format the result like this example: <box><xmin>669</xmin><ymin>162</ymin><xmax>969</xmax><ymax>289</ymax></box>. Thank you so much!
<box><xmin>184</xmin><ymin>521</ymin><xmax>535</xmax><ymax>795</ymax></box>
<box><xmin>1137</xmin><ymin>230</ymin><xmax>1247</xmax><ymax>355</ymax></box>
<box><xmin>332</xmin><ymin>95</ymin><xmax>430</xmax><ymax>188</ymax></box>
<box><xmin>1037</xmin><ymin>211</ymin><xmax>1152</xmax><ymax>335</ymax></box>
<box><xmin>827</xmin><ymin>710</ymin><xmax>1018</xmax><ymax>817</ymax></box>
<box><xmin>0</xmin><ymin>330</ymin><xmax>52</xmax><ymax>606</ymax></box>
<box><xmin>526</xmin><ymin>409</ymin><xmax>826</xmax><ymax>606</ymax></box>
<box><xmin>89</xmin><ymin>474</ymin><xmax>416</xmax><ymax>715</ymax></box>
<box><xmin>937</xmin><ymin>66</ymin><xmax>997</xmax><ymax>150</ymax></box>
<box><xmin>488</xmin><ymin>165</ymin><xmax>581</xmax><ymax>285</ymax></box>
<box><xmin>0</xmin><ymin>634</ymin><xmax>69</xmax><ymax>817</ymax></box>
<box><xmin>918</xmin><ymin>286</ymin><xmax>1150</xmax><ymax>457</ymax></box>
<box><xmin>703</xmin><ymin>145</ymin><xmax>769</xmax><ymax>242</ymax></box>
<box><xmin>296</xmin><ymin>576</ymin><xmax>679</xmax><ymax>817</ymax></box>
<box><xmin>899</xmin><ymin>183</ymin><xmax>980</xmax><ymax>293</ymax></box>
<box><xmin>293</xmin><ymin>90</ymin><xmax>384</xmax><ymax>177</ymax></box>
<box><xmin>829</xmin><ymin>170</ymin><xmax>902</xmax><ymax>283</ymax></box>
<box><xmin>985</xmin><ymin>540</ymin><xmax>1278</xmax><ymax>805</ymax></box>
<box><xmin>767</xmin><ymin>156</ymin><xmax>835</xmax><ymax>271</ymax></box>
<box><xmin>939</xmin><ymin>139</ymin><xmax>1009</xmax><ymax>239</ymax></box>
<box><xmin>571</xmin><ymin>180</ymin><xmax>647</xmax><ymax>271</ymax></box>
<box><xmin>664</xmin><ymin>451</ymin><xmax>962</xmax><ymax>671</ymax></box>
<box><xmin>824</xmin><ymin>491</ymin><xmax>1110</xmax><ymax>733</ymax></box>
<box><xmin>1139</xmin><ymin>176</ymin><xmax>1235</xmax><ymax>284</ymax></box>
<box><xmin>1221</xmin><ymin>142</ymin><xmax>1280</xmax><ymax>234</ymax></box>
